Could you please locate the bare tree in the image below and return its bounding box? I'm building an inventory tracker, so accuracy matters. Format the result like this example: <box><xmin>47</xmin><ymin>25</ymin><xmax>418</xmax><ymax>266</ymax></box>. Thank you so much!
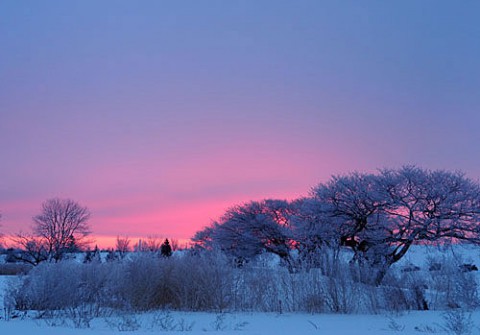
<box><xmin>169</xmin><ymin>238</ymin><xmax>179</xmax><ymax>251</ymax></box>
<box><xmin>12</xmin><ymin>233</ymin><xmax>49</xmax><ymax>265</ymax></box>
<box><xmin>33</xmin><ymin>198</ymin><xmax>91</xmax><ymax>262</ymax></box>
<box><xmin>115</xmin><ymin>235</ymin><xmax>131</xmax><ymax>258</ymax></box>
<box><xmin>134</xmin><ymin>235</ymin><xmax>163</xmax><ymax>252</ymax></box>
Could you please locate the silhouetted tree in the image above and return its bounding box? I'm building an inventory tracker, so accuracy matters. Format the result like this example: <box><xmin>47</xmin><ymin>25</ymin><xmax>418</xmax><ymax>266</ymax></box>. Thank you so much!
<box><xmin>115</xmin><ymin>235</ymin><xmax>131</xmax><ymax>258</ymax></box>
<box><xmin>33</xmin><ymin>198</ymin><xmax>91</xmax><ymax>261</ymax></box>
<box><xmin>12</xmin><ymin>234</ymin><xmax>49</xmax><ymax>265</ymax></box>
<box><xmin>134</xmin><ymin>236</ymin><xmax>163</xmax><ymax>252</ymax></box>
<box><xmin>13</xmin><ymin>198</ymin><xmax>91</xmax><ymax>264</ymax></box>
<box><xmin>161</xmin><ymin>238</ymin><xmax>172</xmax><ymax>257</ymax></box>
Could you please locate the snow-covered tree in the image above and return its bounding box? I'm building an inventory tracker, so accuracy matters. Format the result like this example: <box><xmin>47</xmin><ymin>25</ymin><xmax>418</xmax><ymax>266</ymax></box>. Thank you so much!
<box><xmin>191</xmin><ymin>225</ymin><xmax>215</xmax><ymax>250</ymax></box>
<box><xmin>374</xmin><ymin>166</ymin><xmax>480</xmax><ymax>282</ymax></box>
<box><xmin>313</xmin><ymin>172</ymin><xmax>389</xmax><ymax>249</ymax></box>
<box><xmin>193</xmin><ymin>200</ymin><xmax>295</xmax><ymax>269</ymax></box>
<box><xmin>309</xmin><ymin>166</ymin><xmax>480</xmax><ymax>284</ymax></box>
<box><xmin>289</xmin><ymin>197</ymin><xmax>341</xmax><ymax>269</ymax></box>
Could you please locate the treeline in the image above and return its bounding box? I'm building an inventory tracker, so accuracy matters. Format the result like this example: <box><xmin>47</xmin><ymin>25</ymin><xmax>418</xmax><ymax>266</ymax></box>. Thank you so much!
<box><xmin>1</xmin><ymin>199</ymin><xmax>177</xmax><ymax>265</ymax></box>
<box><xmin>193</xmin><ymin>166</ymin><xmax>480</xmax><ymax>284</ymax></box>
<box><xmin>3</xmin><ymin>165</ymin><xmax>480</xmax><ymax>286</ymax></box>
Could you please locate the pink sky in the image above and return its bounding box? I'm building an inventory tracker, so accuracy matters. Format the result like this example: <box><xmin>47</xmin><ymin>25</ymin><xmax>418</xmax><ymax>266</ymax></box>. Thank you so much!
<box><xmin>1</xmin><ymin>2</ymin><xmax>479</xmax><ymax>248</ymax></box>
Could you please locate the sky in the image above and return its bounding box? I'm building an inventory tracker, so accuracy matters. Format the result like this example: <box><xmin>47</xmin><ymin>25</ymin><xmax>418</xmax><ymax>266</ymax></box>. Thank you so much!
<box><xmin>1</xmin><ymin>1</ymin><xmax>480</xmax><ymax>247</ymax></box>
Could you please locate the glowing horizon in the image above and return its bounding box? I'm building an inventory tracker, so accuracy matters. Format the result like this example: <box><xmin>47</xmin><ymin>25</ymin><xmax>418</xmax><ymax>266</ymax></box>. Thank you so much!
<box><xmin>0</xmin><ymin>182</ymin><xmax>311</xmax><ymax>249</ymax></box>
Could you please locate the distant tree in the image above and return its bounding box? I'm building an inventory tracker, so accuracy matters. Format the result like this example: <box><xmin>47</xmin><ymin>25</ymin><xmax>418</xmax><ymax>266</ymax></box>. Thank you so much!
<box><xmin>161</xmin><ymin>239</ymin><xmax>172</xmax><ymax>257</ymax></box>
<box><xmin>37</xmin><ymin>198</ymin><xmax>90</xmax><ymax>261</ymax></box>
<box><xmin>134</xmin><ymin>236</ymin><xmax>163</xmax><ymax>253</ymax></box>
<box><xmin>12</xmin><ymin>233</ymin><xmax>49</xmax><ymax>265</ymax></box>
<box><xmin>25</xmin><ymin>198</ymin><xmax>91</xmax><ymax>262</ymax></box>
<box><xmin>115</xmin><ymin>235</ymin><xmax>131</xmax><ymax>258</ymax></box>
<box><xmin>169</xmin><ymin>238</ymin><xmax>179</xmax><ymax>251</ymax></box>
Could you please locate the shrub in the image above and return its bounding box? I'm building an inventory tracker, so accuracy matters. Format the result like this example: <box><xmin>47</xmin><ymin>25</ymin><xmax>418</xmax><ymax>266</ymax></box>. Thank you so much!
<box><xmin>4</xmin><ymin>248</ymin><xmax>479</xmax><ymax>316</ymax></box>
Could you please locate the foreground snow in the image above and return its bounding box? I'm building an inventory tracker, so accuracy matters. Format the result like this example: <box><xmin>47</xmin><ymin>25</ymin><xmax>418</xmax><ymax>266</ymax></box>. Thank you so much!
<box><xmin>2</xmin><ymin>273</ymin><xmax>477</xmax><ymax>334</ymax></box>
<box><xmin>1</xmin><ymin>244</ymin><xmax>479</xmax><ymax>334</ymax></box>
<box><xmin>1</xmin><ymin>310</ymin><xmax>478</xmax><ymax>335</ymax></box>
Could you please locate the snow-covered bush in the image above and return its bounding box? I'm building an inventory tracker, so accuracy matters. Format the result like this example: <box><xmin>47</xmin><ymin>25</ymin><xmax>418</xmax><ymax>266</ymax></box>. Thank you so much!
<box><xmin>441</xmin><ymin>309</ymin><xmax>474</xmax><ymax>335</ymax></box>
<box><xmin>112</xmin><ymin>251</ymin><xmax>233</xmax><ymax>311</ymax></box>
<box><xmin>11</xmin><ymin>262</ymin><xmax>80</xmax><ymax>310</ymax></box>
<box><xmin>425</xmin><ymin>254</ymin><xmax>479</xmax><ymax>310</ymax></box>
<box><xmin>4</xmin><ymin>247</ymin><xmax>479</xmax><ymax>317</ymax></box>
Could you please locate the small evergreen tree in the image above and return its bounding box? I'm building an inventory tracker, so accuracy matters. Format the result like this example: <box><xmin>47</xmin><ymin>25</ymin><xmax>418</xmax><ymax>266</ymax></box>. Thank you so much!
<box><xmin>161</xmin><ymin>239</ymin><xmax>172</xmax><ymax>257</ymax></box>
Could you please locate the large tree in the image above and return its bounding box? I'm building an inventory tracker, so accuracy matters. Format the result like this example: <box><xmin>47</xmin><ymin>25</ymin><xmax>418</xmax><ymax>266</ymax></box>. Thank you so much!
<box><xmin>310</xmin><ymin>166</ymin><xmax>480</xmax><ymax>284</ymax></box>
<box><xmin>375</xmin><ymin>166</ymin><xmax>480</xmax><ymax>281</ymax></box>
<box><xmin>32</xmin><ymin>198</ymin><xmax>91</xmax><ymax>262</ymax></box>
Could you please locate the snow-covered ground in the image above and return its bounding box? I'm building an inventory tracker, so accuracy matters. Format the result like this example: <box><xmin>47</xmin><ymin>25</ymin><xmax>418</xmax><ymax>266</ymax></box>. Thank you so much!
<box><xmin>0</xmin><ymin>308</ymin><xmax>478</xmax><ymax>335</ymax></box>
<box><xmin>1</xmin><ymin>272</ymin><xmax>479</xmax><ymax>335</ymax></box>
<box><xmin>0</xmin><ymin>275</ymin><xmax>6</xmax><ymax>310</ymax></box>
<box><xmin>393</xmin><ymin>244</ymin><xmax>480</xmax><ymax>268</ymax></box>
<box><xmin>1</xmin><ymin>244</ymin><xmax>479</xmax><ymax>334</ymax></box>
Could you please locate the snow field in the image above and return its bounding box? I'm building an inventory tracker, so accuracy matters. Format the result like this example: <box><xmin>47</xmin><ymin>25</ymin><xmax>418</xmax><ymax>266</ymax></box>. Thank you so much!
<box><xmin>1</xmin><ymin>309</ymin><xmax>479</xmax><ymax>335</ymax></box>
<box><xmin>0</xmin><ymin>245</ymin><xmax>479</xmax><ymax>334</ymax></box>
